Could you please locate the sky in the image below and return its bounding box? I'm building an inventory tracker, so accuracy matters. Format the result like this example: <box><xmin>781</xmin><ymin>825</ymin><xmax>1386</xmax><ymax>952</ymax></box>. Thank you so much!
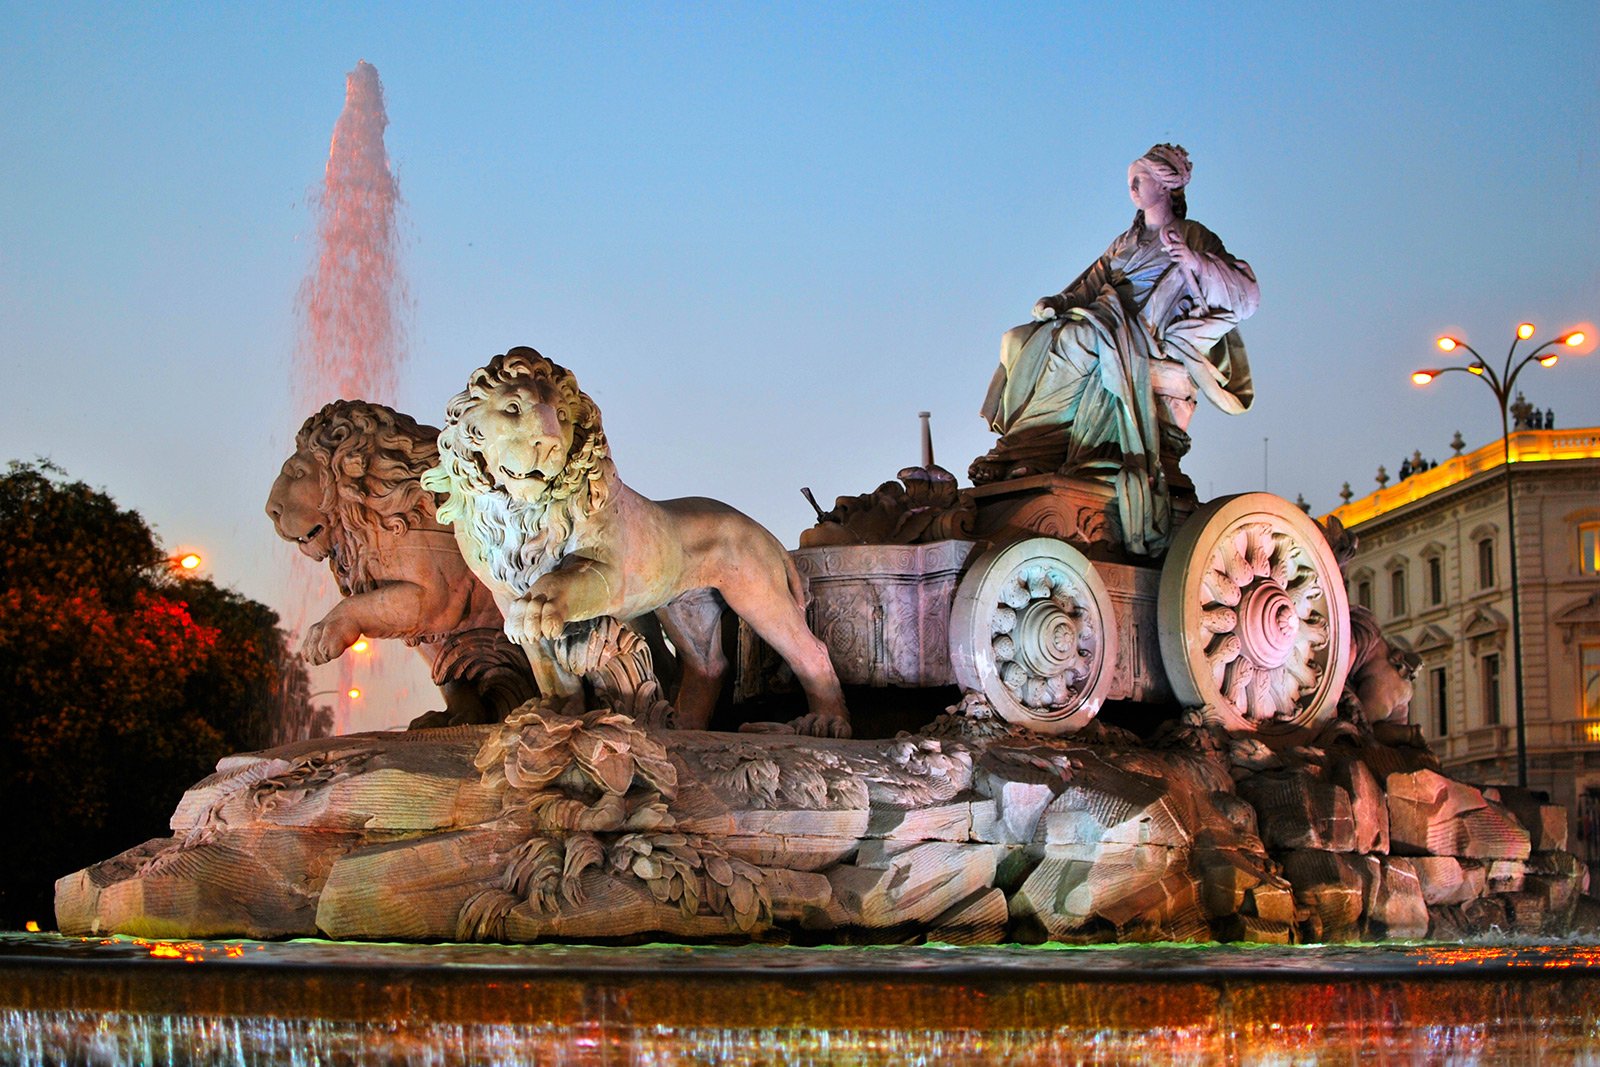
<box><xmin>3</xmin><ymin>3</ymin><xmax>1597</xmax><ymax>730</ymax></box>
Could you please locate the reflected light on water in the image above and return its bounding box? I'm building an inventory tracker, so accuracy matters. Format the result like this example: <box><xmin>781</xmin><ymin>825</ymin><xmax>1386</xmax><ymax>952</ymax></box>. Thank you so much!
<box><xmin>3</xmin><ymin>935</ymin><xmax>1600</xmax><ymax>1064</ymax></box>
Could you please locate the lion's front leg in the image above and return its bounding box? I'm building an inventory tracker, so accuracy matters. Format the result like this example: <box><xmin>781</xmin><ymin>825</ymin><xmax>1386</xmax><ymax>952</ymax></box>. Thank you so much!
<box><xmin>505</xmin><ymin>558</ymin><xmax>621</xmax><ymax>644</ymax></box>
<box><xmin>302</xmin><ymin>601</ymin><xmax>366</xmax><ymax>666</ymax></box>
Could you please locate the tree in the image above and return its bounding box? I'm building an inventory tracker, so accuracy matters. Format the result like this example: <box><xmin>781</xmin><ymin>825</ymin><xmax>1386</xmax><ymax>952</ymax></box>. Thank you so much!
<box><xmin>0</xmin><ymin>461</ymin><xmax>312</xmax><ymax>927</ymax></box>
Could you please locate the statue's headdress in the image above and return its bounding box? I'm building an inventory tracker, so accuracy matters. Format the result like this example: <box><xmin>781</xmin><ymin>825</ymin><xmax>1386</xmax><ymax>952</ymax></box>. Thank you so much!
<box><xmin>1139</xmin><ymin>143</ymin><xmax>1192</xmax><ymax>190</ymax></box>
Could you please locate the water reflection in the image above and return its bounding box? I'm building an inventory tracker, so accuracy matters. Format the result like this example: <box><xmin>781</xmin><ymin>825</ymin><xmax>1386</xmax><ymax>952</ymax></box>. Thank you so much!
<box><xmin>2</xmin><ymin>934</ymin><xmax>1599</xmax><ymax>1064</ymax></box>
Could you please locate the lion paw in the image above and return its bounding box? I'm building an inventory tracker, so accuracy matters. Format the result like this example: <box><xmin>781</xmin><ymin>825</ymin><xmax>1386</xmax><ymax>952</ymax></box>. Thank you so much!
<box><xmin>302</xmin><ymin>617</ymin><xmax>359</xmax><ymax>666</ymax></box>
<box><xmin>789</xmin><ymin>711</ymin><xmax>853</xmax><ymax>739</ymax></box>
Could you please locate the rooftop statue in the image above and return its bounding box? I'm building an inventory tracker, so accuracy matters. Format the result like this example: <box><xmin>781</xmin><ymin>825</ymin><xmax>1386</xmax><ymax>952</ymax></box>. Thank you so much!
<box><xmin>265</xmin><ymin>400</ymin><xmax>536</xmax><ymax>727</ymax></box>
<box><xmin>971</xmin><ymin>144</ymin><xmax>1259</xmax><ymax>555</ymax></box>
<box><xmin>421</xmin><ymin>348</ymin><xmax>851</xmax><ymax>737</ymax></box>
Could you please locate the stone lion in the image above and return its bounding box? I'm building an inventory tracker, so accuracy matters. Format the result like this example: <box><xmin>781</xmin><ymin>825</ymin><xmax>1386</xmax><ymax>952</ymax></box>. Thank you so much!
<box><xmin>266</xmin><ymin>400</ymin><xmax>536</xmax><ymax>727</ymax></box>
<box><xmin>1346</xmin><ymin>605</ymin><xmax>1417</xmax><ymax>725</ymax></box>
<box><xmin>422</xmin><ymin>347</ymin><xmax>850</xmax><ymax>737</ymax></box>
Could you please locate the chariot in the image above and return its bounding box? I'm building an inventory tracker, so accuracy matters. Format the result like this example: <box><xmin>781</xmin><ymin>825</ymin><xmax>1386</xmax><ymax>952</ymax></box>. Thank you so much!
<box><xmin>741</xmin><ymin>474</ymin><xmax>1353</xmax><ymax>747</ymax></box>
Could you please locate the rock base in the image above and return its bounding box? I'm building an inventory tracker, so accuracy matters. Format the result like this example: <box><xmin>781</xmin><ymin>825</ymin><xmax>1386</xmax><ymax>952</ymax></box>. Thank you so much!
<box><xmin>56</xmin><ymin>707</ymin><xmax>1592</xmax><ymax>944</ymax></box>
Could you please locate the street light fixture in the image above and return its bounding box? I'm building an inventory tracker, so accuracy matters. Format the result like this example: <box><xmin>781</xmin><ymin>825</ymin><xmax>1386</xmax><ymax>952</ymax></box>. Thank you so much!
<box><xmin>309</xmin><ymin>688</ymin><xmax>362</xmax><ymax>701</ymax></box>
<box><xmin>1411</xmin><ymin>322</ymin><xmax>1588</xmax><ymax>788</ymax></box>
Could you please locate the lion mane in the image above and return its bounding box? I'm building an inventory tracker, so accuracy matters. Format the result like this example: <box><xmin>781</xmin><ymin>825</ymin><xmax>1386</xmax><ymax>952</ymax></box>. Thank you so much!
<box><xmin>293</xmin><ymin>400</ymin><xmax>442</xmax><ymax>596</ymax></box>
<box><xmin>423</xmin><ymin>347</ymin><xmax>616</xmax><ymax>598</ymax></box>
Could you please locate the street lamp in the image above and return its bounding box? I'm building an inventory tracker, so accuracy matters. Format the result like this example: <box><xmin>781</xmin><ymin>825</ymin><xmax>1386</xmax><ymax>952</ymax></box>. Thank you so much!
<box><xmin>1411</xmin><ymin>323</ymin><xmax>1587</xmax><ymax>788</ymax></box>
<box><xmin>162</xmin><ymin>551</ymin><xmax>203</xmax><ymax>574</ymax></box>
<box><xmin>309</xmin><ymin>688</ymin><xmax>362</xmax><ymax>701</ymax></box>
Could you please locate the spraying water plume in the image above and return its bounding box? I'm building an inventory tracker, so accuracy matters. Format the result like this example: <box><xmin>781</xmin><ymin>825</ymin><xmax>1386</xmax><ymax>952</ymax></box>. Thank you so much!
<box><xmin>295</xmin><ymin>59</ymin><xmax>409</xmax><ymax>410</ymax></box>
<box><xmin>283</xmin><ymin>60</ymin><xmax>412</xmax><ymax>738</ymax></box>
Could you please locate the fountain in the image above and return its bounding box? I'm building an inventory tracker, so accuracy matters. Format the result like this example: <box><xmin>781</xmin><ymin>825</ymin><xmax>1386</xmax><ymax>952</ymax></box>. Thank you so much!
<box><xmin>285</xmin><ymin>59</ymin><xmax>411</xmax><ymax>738</ymax></box>
<box><xmin>26</xmin><ymin>123</ymin><xmax>1600</xmax><ymax>1061</ymax></box>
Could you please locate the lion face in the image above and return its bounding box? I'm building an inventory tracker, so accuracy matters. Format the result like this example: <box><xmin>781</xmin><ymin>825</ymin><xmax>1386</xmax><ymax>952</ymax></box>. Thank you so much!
<box><xmin>267</xmin><ymin>447</ymin><xmax>335</xmax><ymax>560</ymax></box>
<box><xmin>457</xmin><ymin>377</ymin><xmax>578</xmax><ymax>505</ymax></box>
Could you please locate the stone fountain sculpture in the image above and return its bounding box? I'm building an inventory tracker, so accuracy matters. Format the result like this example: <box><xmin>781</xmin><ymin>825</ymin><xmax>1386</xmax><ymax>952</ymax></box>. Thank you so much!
<box><xmin>56</xmin><ymin>146</ymin><xmax>1595</xmax><ymax>947</ymax></box>
<box><xmin>971</xmin><ymin>143</ymin><xmax>1257</xmax><ymax>557</ymax></box>
<box><xmin>418</xmin><ymin>349</ymin><xmax>851</xmax><ymax>739</ymax></box>
<box><xmin>265</xmin><ymin>400</ymin><xmax>536</xmax><ymax>727</ymax></box>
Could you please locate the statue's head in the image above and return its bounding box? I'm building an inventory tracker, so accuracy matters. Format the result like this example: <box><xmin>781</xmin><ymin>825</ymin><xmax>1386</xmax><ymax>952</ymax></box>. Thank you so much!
<box><xmin>431</xmin><ymin>348</ymin><xmax>611</xmax><ymax>511</ymax></box>
<box><xmin>1129</xmin><ymin>143</ymin><xmax>1191</xmax><ymax>221</ymax></box>
<box><xmin>266</xmin><ymin>400</ymin><xmax>441</xmax><ymax>591</ymax></box>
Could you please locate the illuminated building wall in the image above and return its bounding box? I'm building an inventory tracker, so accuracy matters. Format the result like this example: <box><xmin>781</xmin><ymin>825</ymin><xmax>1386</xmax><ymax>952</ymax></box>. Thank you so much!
<box><xmin>1325</xmin><ymin>427</ymin><xmax>1600</xmax><ymax>864</ymax></box>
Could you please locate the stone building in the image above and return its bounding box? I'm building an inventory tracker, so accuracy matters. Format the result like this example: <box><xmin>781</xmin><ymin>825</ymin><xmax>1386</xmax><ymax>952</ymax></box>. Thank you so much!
<box><xmin>1323</xmin><ymin>423</ymin><xmax>1600</xmax><ymax>867</ymax></box>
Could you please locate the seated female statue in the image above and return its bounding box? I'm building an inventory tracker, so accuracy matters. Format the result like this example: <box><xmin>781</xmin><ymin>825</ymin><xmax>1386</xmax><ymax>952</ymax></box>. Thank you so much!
<box><xmin>971</xmin><ymin>143</ymin><xmax>1259</xmax><ymax>555</ymax></box>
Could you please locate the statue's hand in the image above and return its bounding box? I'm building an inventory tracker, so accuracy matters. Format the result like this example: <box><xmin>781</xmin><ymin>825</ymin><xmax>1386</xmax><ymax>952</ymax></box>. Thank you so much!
<box><xmin>506</xmin><ymin>593</ymin><xmax>561</xmax><ymax>645</ymax></box>
<box><xmin>507</xmin><ymin>574</ymin><xmax>583</xmax><ymax>644</ymax></box>
<box><xmin>1160</xmin><ymin>226</ymin><xmax>1200</xmax><ymax>276</ymax></box>
<box><xmin>302</xmin><ymin>613</ymin><xmax>362</xmax><ymax>665</ymax></box>
<box><xmin>1032</xmin><ymin>298</ymin><xmax>1060</xmax><ymax>322</ymax></box>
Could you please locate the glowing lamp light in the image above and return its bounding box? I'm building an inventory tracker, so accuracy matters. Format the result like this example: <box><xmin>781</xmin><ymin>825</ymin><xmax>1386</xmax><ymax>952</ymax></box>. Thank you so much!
<box><xmin>1539</xmin><ymin>354</ymin><xmax>1560</xmax><ymax>368</ymax></box>
<box><xmin>1411</xmin><ymin>370</ymin><xmax>1437</xmax><ymax>385</ymax></box>
<box><xmin>24</xmin><ymin>921</ymin><xmax>39</xmax><ymax>933</ymax></box>
<box><xmin>1565</xmin><ymin>331</ymin><xmax>1587</xmax><ymax>347</ymax></box>
<box><xmin>1517</xmin><ymin>322</ymin><xmax>1536</xmax><ymax>340</ymax></box>
<box><xmin>1437</xmin><ymin>336</ymin><xmax>1459</xmax><ymax>352</ymax></box>
<box><xmin>177</xmin><ymin>553</ymin><xmax>203</xmax><ymax>571</ymax></box>
<box><xmin>346</xmin><ymin>687</ymin><xmax>362</xmax><ymax>700</ymax></box>
<box><xmin>350</xmin><ymin>638</ymin><xmax>370</xmax><ymax>653</ymax></box>
<box><xmin>1469</xmin><ymin>363</ymin><xmax>1486</xmax><ymax>375</ymax></box>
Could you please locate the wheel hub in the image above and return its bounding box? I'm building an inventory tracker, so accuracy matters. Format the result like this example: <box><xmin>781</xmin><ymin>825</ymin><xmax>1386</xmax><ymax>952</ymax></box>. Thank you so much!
<box><xmin>1237</xmin><ymin>582</ymin><xmax>1297</xmax><ymax>669</ymax></box>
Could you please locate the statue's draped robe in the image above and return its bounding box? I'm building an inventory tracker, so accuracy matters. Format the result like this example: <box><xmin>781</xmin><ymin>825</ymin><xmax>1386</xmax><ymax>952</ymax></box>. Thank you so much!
<box><xmin>980</xmin><ymin>219</ymin><xmax>1258</xmax><ymax>555</ymax></box>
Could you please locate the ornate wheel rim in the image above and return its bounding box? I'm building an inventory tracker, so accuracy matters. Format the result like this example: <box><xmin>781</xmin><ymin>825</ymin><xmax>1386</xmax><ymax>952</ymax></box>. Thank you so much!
<box><xmin>1158</xmin><ymin>493</ymin><xmax>1351</xmax><ymax>742</ymax></box>
<box><xmin>950</xmin><ymin>537</ymin><xmax>1115</xmax><ymax>734</ymax></box>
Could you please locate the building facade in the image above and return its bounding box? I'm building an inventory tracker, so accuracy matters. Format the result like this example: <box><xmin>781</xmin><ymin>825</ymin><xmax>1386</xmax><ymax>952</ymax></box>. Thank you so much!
<box><xmin>1324</xmin><ymin>427</ymin><xmax>1600</xmax><ymax>864</ymax></box>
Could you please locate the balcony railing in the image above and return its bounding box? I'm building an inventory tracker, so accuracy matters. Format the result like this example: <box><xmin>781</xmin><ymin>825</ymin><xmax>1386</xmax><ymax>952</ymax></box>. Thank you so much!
<box><xmin>1324</xmin><ymin>428</ymin><xmax>1600</xmax><ymax>528</ymax></box>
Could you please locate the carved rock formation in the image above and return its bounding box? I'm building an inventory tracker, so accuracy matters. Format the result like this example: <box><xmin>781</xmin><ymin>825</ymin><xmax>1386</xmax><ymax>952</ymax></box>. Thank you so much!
<box><xmin>56</xmin><ymin>694</ymin><xmax>1592</xmax><ymax>945</ymax></box>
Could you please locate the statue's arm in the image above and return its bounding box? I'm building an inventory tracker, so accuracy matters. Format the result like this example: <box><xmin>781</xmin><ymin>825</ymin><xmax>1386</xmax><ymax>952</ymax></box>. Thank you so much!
<box><xmin>506</xmin><ymin>554</ymin><xmax>624</xmax><ymax>644</ymax></box>
<box><xmin>1032</xmin><ymin>249</ymin><xmax>1113</xmax><ymax>321</ymax></box>
<box><xmin>1178</xmin><ymin>223</ymin><xmax>1260</xmax><ymax>319</ymax></box>
<box><xmin>303</xmin><ymin>580</ymin><xmax>434</xmax><ymax>664</ymax></box>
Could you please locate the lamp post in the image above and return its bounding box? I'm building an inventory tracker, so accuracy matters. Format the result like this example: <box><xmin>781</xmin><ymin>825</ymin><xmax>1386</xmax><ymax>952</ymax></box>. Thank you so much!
<box><xmin>1412</xmin><ymin>323</ymin><xmax>1587</xmax><ymax>788</ymax></box>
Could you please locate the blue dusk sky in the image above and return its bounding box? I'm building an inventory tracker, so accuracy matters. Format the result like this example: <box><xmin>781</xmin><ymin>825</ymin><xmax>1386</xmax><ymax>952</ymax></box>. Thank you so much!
<box><xmin>2</xmin><ymin>3</ymin><xmax>1596</xmax><ymax>727</ymax></box>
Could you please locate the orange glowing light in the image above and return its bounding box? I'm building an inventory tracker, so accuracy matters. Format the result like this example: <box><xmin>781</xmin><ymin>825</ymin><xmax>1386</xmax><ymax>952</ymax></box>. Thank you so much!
<box><xmin>1469</xmin><ymin>363</ymin><xmax>1485</xmax><ymax>375</ymax></box>
<box><xmin>1566</xmin><ymin>331</ymin><xmax>1587</xmax><ymax>347</ymax></box>
<box><xmin>1540</xmin><ymin>354</ymin><xmax>1560</xmax><ymax>368</ymax></box>
<box><xmin>23</xmin><ymin>921</ymin><xmax>39</xmax><ymax>933</ymax></box>
<box><xmin>1517</xmin><ymin>322</ymin><xmax>1536</xmax><ymax>340</ymax></box>
<box><xmin>1437</xmin><ymin>336</ymin><xmax>1459</xmax><ymax>352</ymax></box>
<box><xmin>1411</xmin><ymin>371</ymin><xmax>1436</xmax><ymax>385</ymax></box>
<box><xmin>347</xmin><ymin>687</ymin><xmax>362</xmax><ymax>700</ymax></box>
<box><xmin>176</xmin><ymin>553</ymin><xmax>202</xmax><ymax>571</ymax></box>
<box><xmin>350</xmin><ymin>638</ymin><xmax>369</xmax><ymax>653</ymax></box>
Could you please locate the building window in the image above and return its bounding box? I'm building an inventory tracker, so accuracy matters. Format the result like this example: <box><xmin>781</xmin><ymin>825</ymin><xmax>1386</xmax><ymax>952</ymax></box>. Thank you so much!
<box><xmin>1483</xmin><ymin>653</ymin><xmax>1502</xmax><ymax>726</ymax></box>
<box><xmin>1390</xmin><ymin>568</ymin><xmax>1407</xmax><ymax>617</ymax></box>
<box><xmin>1427</xmin><ymin>556</ymin><xmax>1444</xmax><ymax>606</ymax></box>
<box><xmin>1582</xmin><ymin>644</ymin><xmax>1600</xmax><ymax>719</ymax></box>
<box><xmin>1581</xmin><ymin>524</ymin><xmax>1600</xmax><ymax>576</ymax></box>
<box><xmin>1478</xmin><ymin>538</ymin><xmax>1496</xmax><ymax>589</ymax></box>
<box><xmin>1432</xmin><ymin>667</ymin><xmax>1448</xmax><ymax>737</ymax></box>
<box><xmin>1356</xmin><ymin>579</ymin><xmax>1372</xmax><ymax>611</ymax></box>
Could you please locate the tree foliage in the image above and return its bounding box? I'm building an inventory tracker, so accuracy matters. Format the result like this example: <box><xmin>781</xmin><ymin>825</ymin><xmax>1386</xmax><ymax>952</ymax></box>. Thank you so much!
<box><xmin>0</xmin><ymin>461</ymin><xmax>310</xmax><ymax>927</ymax></box>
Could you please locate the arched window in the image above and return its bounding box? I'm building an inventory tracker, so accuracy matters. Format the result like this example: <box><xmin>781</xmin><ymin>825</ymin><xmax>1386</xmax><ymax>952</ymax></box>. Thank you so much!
<box><xmin>1477</xmin><ymin>537</ymin><xmax>1496</xmax><ymax>590</ymax></box>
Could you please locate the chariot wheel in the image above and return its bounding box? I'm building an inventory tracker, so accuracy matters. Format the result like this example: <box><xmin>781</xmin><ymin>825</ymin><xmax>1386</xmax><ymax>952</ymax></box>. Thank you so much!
<box><xmin>949</xmin><ymin>537</ymin><xmax>1116</xmax><ymax>734</ymax></box>
<box><xmin>1157</xmin><ymin>493</ymin><xmax>1351</xmax><ymax>745</ymax></box>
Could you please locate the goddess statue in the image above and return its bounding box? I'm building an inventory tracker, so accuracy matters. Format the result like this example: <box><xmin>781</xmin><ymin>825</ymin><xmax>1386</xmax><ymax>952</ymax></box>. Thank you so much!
<box><xmin>971</xmin><ymin>144</ymin><xmax>1259</xmax><ymax>555</ymax></box>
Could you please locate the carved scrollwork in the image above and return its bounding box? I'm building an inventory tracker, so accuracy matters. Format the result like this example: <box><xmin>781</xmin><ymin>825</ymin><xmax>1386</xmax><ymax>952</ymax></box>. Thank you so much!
<box><xmin>949</xmin><ymin>537</ymin><xmax>1116</xmax><ymax>734</ymax></box>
